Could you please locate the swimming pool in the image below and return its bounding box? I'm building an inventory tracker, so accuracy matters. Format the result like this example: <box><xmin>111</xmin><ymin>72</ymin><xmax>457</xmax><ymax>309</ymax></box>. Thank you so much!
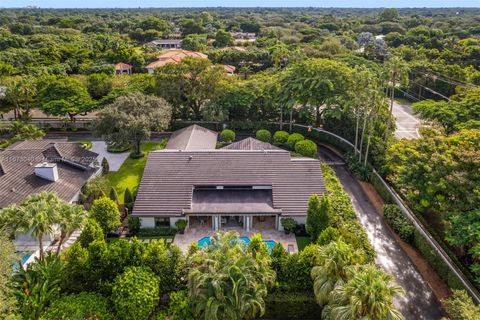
<box><xmin>198</xmin><ymin>236</ymin><xmax>276</xmax><ymax>253</ymax></box>
<box><xmin>13</xmin><ymin>251</ymin><xmax>33</xmax><ymax>272</ymax></box>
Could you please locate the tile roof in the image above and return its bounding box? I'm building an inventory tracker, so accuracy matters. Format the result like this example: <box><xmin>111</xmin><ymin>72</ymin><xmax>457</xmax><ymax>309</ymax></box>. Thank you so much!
<box><xmin>0</xmin><ymin>140</ymin><xmax>99</xmax><ymax>208</ymax></box>
<box><xmin>114</xmin><ymin>62</ymin><xmax>133</xmax><ymax>70</ymax></box>
<box><xmin>133</xmin><ymin>149</ymin><xmax>325</xmax><ymax>217</ymax></box>
<box><xmin>146</xmin><ymin>50</ymin><xmax>208</xmax><ymax>70</ymax></box>
<box><xmin>222</xmin><ymin>137</ymin><xmax>282</xmax><ymax>151</ymax></box>
<box><xmin>165</xmin><ymin>125</ymin><xmax>218</xmax><ymax>150</ymax></box>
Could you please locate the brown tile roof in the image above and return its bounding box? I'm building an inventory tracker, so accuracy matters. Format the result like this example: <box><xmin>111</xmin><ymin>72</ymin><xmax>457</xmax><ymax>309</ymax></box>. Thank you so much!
<box><xmin>222</xmin><ymin>137</ymin><xmax>282</xmax><ymax>151</ymax></box>
<box><xmin>115</xmin><ymin>62</ymin><xmax>133</xmax><ymax>70</ymax></box>
<box><xmin>165</xmin><ymin>125</ymin><xmax>218</xmax><ymax>150</ymax></box>
<box><xmin>0</xmin><ymin>140</ymin><xmax>99</xmax><ymax>208</ymax></box>
<box><xmin>132</xmin><ymin>149</ymin><xmax>325</xmax><ymax>217</ymax></box>
<box><xmin>146</xmin><ymin>50</ymin><xmax>208</xmax><ymax>70</ymax></box>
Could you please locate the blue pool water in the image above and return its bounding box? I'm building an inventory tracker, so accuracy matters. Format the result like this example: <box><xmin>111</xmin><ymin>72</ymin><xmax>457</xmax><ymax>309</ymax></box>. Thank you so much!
<box><xmin>13</xmin><ymin>251</ymin><xmax>33</xmax><ymax>272</ymax></box>
<box><xmin>198</xmin><ymin>236</ymin><xmax>276</xmax><ymax>253</ymax></box>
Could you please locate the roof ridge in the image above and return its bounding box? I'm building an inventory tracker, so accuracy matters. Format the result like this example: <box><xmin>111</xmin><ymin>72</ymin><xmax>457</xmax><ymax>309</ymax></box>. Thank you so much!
<box><xmin>184</xmin><ymin>125</ymin><xmax>196</xmax><ymax>150</ymax></box>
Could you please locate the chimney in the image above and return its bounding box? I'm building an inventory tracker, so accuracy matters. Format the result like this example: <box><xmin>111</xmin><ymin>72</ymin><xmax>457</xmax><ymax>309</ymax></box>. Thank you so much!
<box><xmin>34</xmin><ymin>162</ymin><xmax>59</xmax><ymax>182</ymax></box>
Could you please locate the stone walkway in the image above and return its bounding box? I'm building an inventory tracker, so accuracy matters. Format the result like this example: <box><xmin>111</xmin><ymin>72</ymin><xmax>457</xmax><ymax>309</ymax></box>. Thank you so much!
<box><xmin>174</xmin><ymin>227</ymin><xmax>297</xmax><ymax>253</ymax></box>
<box><xmin>90</xmin><ymin>141</ymin><xmax>129</xmax><ymax>172</ymax></box>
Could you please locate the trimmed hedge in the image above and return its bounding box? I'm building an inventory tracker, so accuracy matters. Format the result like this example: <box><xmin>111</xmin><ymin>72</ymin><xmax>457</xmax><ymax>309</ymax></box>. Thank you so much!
<box><xmin>383</xmin><ymin>204</ymin><xmax>415</xmax><ymax>243</ymax></box>
<box><xmin>256</xmin><ymin>129</ymin><xmax>272</xmax><ymax>142</ymax></box>
<box><xmin>273</xmin><ymin>130</ymin><xmax>289</xmax><ymax>145</ymax></box>
<box><xmin>262</xmin><ymin>291</ymin><xmax>322</xmax><ymax>320</ymax></box>
<box><xmin>287</xmin><ymin>133</ymin><xmax>304</xmax><ymax>149</ymax></box>
<box><xmin>219</xmin><ymin>129</ymin><xmax>235</xmax><ymax>143</ymax></box>
<box><xmin>40</xmin><ymin>292</ymin><xmax>113</xmax><ymax>320</ymax></box>
<box><xmin>294</xmin><ymin>139</ymin><xmax>317</xmax><ymax>157</ymax></box>
<box><xmin>138</xmin><ymin>227</ymin><xmax>176</xmax><ymax>237</ymax></box>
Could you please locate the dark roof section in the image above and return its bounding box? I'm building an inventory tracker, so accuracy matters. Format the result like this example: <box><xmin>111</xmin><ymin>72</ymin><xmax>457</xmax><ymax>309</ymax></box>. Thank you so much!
<box><xmin>0</xmin><ymin>140</ymin><xmax>99</xmax><ymax>208</ymax></box>
<box><xmin>165</xmin><ymin>125</ymin><xmax>218</xmax><ymax>150</ymax></box>
<box><xmin>222</xmin><ymin>137</ymin><xmax>282</xmax><ymax>151</ymax></box>
<box><xmin>133</xmin><ymin>149</ymin><xmax>325</xmax><ymax>217</ymax></box>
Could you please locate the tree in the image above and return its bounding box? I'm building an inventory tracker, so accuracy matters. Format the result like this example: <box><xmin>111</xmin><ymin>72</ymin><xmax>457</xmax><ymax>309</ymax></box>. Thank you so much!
<box><xmin>306</xmin><ymin>194</ymin><xmax>331</xmax><ymax>241</ymax></box>
<box><xmin>36</xmin><ymin>76</ymin><xmax>94</xmax><ymax>121</ymax></box>
<box><xmin>87</xmin><ymin>73</ymin><xmax>113</xmax><ymax>100</ymax></box>
<box><xmin>443</xmin><ymin>290</ymin><xmax>480</xmax><ymax>320</ymax></box>
<box><xmin>111</xmin><ymin>266</ymin><xmax>159</xmax><ymax>320</ymax></box>
<box><xmin>281</xmin><ymin>58</ymin><xmax>351</xmax><ymax>126</ymax></box>
<box><xmin>0</xmin><ymin>230</ymin><xmax>16</xmax><ymax>318</ymax></box>
<box><xmin>3</xmin><ymin>76</ymin><xmax>37</xmax><ymax>119</ymax></box>
<box><xmin>101</xmin><ymin>157</ymin><xmax>110</xmax><ymax>174</ymax></box>
<box><xmin>187</xmin><ymin>231</ymin><xmax>275</xmax><ymax>319</ymax></box>
<box><xmin>379</xmin><ymin>8</ymin><xmax>400</xmax><ymax>22</ymax></box>
<box><xmin>78</xmin><ymin>218</ymin><xmax>104</xmax><ymax>248</ymax></box>
<box><xmin>384</xmin><ymin>56</ymin><xmax>409</xmax><ymax>139</ymax></box>
<box><xmin>7</xmin><ymin>121</ymin><xmax>45</xmax><ymax>141</ymax></box>
<box><xmin>0</xmin><ymin>192</ymin><xmax>62</xmax><ymax>259</ymax></box>
<box><xmin>109</xmin><ymin>187</ymin><xmax>119</xmax><ymax>204</ymax></box>
<box><xmin>55</xmin><ymin>203</ymin><xmax>86</xmax><ymax>255</ymax></box>
<box><xmin>181</xmin><ymin>34</ymin><xmax>208</xmax><ymax>52</ymax></box>
<box><xmin>89</xmin><ymin>197</ymin><xmax>120</xmax><ymax>233</ymax></box>
<box><xmin>311</xmin><ymin>240</ymin><xmax>364</xmax><ymax>306</ymax></box>
<box><xmin>95</xmin><ymin>92</ymin><xmax>172</xmax><ymax>157</ymax></box>
<box><xmin>324</xmin><ymin>264</ymin><xmax>404</xmax><ymax>320</ymax></box>
<box><xmin>214</xmin><ymin>29</ymin><xmax>234</xmax><ymax>48</ymax></box>
<box><xmin>154</xmin><ymin>57</ymin><xmax>226</xmax><ymax>120</ymax></box>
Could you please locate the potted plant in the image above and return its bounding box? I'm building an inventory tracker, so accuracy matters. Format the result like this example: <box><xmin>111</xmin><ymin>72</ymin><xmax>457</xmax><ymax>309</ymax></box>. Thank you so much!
<box><xmin>281</xmin><ymin>218</ymin><xmax>297</xmax><ymax>235</ymax></box>
<box><xmin>175</xmin><ymin>219</ymin><xmax>187</xmax><ymax>234</ymax></box>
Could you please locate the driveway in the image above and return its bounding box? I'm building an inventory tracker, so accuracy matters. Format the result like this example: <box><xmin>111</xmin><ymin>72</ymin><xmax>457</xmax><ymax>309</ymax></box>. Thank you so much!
<box><xmin>392</xmin><ymin>100</ymin><xmax>421</xmax><ymax>139</ymax></box>
<box><xmin>318</xmin><ymin>146</ymin><xmax>444</xmax><ymax>320</ymax></box>
<box><xmin>90</xmin><ymin>141</ymin><xmax>129</xmax><ymax>172</ymax></box>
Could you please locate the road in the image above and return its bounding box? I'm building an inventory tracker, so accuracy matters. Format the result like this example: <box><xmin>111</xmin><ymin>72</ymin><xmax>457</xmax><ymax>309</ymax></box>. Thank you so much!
<box><xmin>318</xmin><ymin>145</ymin><xmax>444</xmax><ymax>320</ymax></box>
<box><xmin>392</xmin><ymin>100</ymin><xmax>421</xmax><ymax>139</ymax></box>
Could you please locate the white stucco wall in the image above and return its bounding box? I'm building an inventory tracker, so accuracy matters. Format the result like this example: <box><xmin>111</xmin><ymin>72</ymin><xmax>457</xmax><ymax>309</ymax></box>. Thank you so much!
<box><xmin>140</xmin><ymin>217</ymin><xmax>155</xmax><ymax>228</ymax></box>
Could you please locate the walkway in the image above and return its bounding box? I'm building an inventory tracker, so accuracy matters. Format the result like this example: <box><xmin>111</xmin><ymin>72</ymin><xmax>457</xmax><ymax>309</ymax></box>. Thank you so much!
<box><xmin>392</xmin><ymin>100</ymin><xmax>421</xmax><ymax>139</ymax></box>
<box><xmin>90</xmin><ymin>141</ymin><xmax>129</xmax><ymax>172</ymax></box>
<box><xmin>318</xmin><ymin>146</ymin><xmax>444</xmax><ymax>320</ymax></box>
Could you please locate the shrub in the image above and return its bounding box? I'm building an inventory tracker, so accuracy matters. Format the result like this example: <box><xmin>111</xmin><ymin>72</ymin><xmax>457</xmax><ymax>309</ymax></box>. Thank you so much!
<box><xmin>164</xmin><ymin>291</ymin><xmax>193</xmax><ymax>320</ymax></box>
<box><xmin>175</xmin><ymin>219</ymin><xmax>187</xmax><ymax>231</ymax></box>
<box><xmin>40</xmin><ymin>292</ymin><xmax>113</xmax><ymax>320</ymax></box>
<box><xmin>317</xmin><ymin>226</ymin><xmax>341</xmax><ymax>245</ymax></box>
<box><xmin>287</xmin><ymin>133</ymin><xmax>304</xmax><ymax>149</ymax></box>
<box><xmin>78</xmin><ymin>218</ymin><xmax>104</xmax><ymax>247</ymax></box>
<box><xmin>275</xmin><ymin>244</ymin><xmax>319</xmax><ymax>291</ymax></box>
<box><xmin>273</xmin><ymin>130</ymin><xmax>289</xmax><ymax>145</ymax></box>
<box><xmin>294</xmin><ymin>139</ymin><xmax>317</xmax><ymax>157</ymax></box>
<box><xmin>124</xmin><ymin>188</ymin><xmax>134</xmax><ymax>210</ymax></box>
<box><xmin>383</xmin><ymin>204</ymin><xmax>415</xmax><ymax>243</ymax></box>
<box><xmin>109</xmin><ymin>187</ymin><xmax>119</xmax><ymax>204</ymax></box>
<box><xmin>262</xmin><ymin>291</ymin><xmax>322</xmax><ymax>320</ymax></box>
<box><xmin>112</xmin><ymin>266</ymin><xmax>160</xmax><ymax>320</ymax></box>
<box><xmin>101</xmin><ymin>157</ymin><xmax>110</xmax><ymax>174</ymax></box>
<box><xmin>89</xmin><ymin>197</ymin><xmax>120</xmax><ymax>233</ymax></box>
<box><xmin>443</xmin><ymin>290</ymin><xmax>480</xmax><ymax>320</ymax></box>
<box><xmin>281</xmin><ymin>218</ymin><xmax>297</xmax><ymax>233</ymax></box>
<box><xmin>126</xmin><ymin>216</ymin><xmax>141</xmax><ymax>235</ymax></box>
<box><xmin>306</xmin><ymin>194</ymin><xmax>331</xmax><ymax>242</ymax></box>
<box><xmin>138</xmin><ymin>227</ymin><xmax>176</xmax><ymax>237</ymax></box>
<box><xmin>220</xmin><ymin>129</ymin><xmax>235</xmax><ymax>143</ymax></box>
<box><xmin>256</xmin><ymin>129</ymin><xmax>272</xmax><ymax>142</ymax></box>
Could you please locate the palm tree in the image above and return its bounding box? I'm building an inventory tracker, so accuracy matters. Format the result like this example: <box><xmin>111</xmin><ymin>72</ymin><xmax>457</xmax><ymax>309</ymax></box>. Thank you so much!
<box><xmin>324</xmin><ymin>264</ymin><xmax>404</xmax><ymax>320</ymax></box>
<box><xmin>55</xmin><ymin>203</ymin><xmax>86</xmax><ymax>255</ymax></box>
<box><xmin>187</xmin><ymin>232</ymin><xmax>275</xmax><ymax>320</ymax></box>
<box><xmin>311</xmin><ymin>240</ymin><xmax>364</xmax><ymax>307</ymax></box>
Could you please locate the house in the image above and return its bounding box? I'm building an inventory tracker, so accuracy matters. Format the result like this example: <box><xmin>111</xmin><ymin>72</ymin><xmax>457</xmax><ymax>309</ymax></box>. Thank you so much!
<box><xmin>0</xmin><ymin>140</ymin><xmax>100</xmax><ymax>246</ymax></box>
<box><xmin>133</xmin><ymin>125</ymin><xmax>325</xmax><ymax>231</ymax></box>
<box><xmin>145</xmin><ymin>50</ymin><xmax>208</xmax><ymax>74</ymax></box>
<box><xmin>147</xmin><ymin>39</ymin><xmax>183</xmax><ymax>50</ymax></box>
<box><xmin>115</xmin><ymin>62</ymin><xmax>133</xmax><ymax>75</ymax></box>
<box><xmin>223</xmin><ymin>65</ymin><xmax>236</xmax><ymax>75</ymax></box>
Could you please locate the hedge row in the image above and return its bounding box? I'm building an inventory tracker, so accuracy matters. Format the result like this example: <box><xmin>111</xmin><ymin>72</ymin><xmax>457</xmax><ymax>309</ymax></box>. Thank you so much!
<box><xmin>383</xmin><ymin>204</ymin><xmax>415</xmax><ymax>243</ymax></box>
<box><xmin>138</xmin><ymin>227</ymin><xmax>176</xmax><ymax>237</ymax></box>
<box><xmin>262</xmin><ymin>291</ymin><xmax>322</xmax><ymax>320</ymax></box>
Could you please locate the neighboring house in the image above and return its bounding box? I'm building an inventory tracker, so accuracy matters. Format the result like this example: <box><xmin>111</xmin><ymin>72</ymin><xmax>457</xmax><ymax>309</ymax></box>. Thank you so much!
<box><xmin>145</xmin><ymin>49</ymin><xmax>208</xmax><ymax>74</ymax></box>
<box><xmin>223</xmin><ymin>64</ymin><xmax>236</xmax><ymax>75</ymax></box>
<box><xmin>133</xmin><ymin>125</ymin><xmax>325</xmax><ymax>231</ymax></box>
<box><xmin>230</xmin><ymin>32</ymin><xmax>256</xmax><ymax>40</ymax></box>
<box><xmin>0</xmin><ymin>140</ymin><xmax>100</xmax><ymax>246</ymax></box>
<box><xmin>115</xmin><ymin>62</ymin><xmax>133</xmax><ymax>75</ymax></box>
<box><xmin>147</xmin><ymin>39</ymin><xmax>183</xmax><ymax>50</ymax></box>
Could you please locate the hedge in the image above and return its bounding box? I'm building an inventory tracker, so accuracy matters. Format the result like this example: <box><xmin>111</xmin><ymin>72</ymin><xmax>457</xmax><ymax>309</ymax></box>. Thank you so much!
<box><xmin>256</xmin><ymin>129</ymin><xmax>272</xmax><ymax>142</ymax></box>
<box><xmin>294</xmin><ymin>139</ymin><xmax>317</xmax><ymax>157</ymax></box>
<box><xmin>286</xmin><ymin>133</ymin><xmax>304</xmax><ymax>149</ymax></box>
<box><xmin>220</xmin><ymin>129</ymin><xmax>235</xmax><ymax>143</ymax></box>
<box><xmin>262</xmin><ymin>291</ymin><xmax>322</xmax><ymax>320</ymax></box>
<box><xmin>383</xmin><ymin>204</ymin><xmax>415</xmax><ymax>243</ymax></box>
<box><xmin>273</xmin><ymin>130</ymin><xmax>289</xmax><ymax>145</ymax></box>
<box><xmin>138</xmin><ymin>227</ymin><xmax>176</xmax><ymax>237</ymax></box>
<box><xmin>40</xmin><ymin>292</ymin><xmax>113</xmax><ymax>320</ymax></box>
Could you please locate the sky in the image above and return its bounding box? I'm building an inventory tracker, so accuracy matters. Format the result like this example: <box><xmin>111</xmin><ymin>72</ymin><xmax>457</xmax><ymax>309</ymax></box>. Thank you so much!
<box><xmin>0</xmin><ymin>0</ymin><xmax>479</xmax><ymax>8</ymax></box>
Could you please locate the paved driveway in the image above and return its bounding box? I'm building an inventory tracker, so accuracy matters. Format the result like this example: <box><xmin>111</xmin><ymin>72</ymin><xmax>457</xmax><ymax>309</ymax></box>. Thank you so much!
<box><xmin>392</xmin><ymin>101</ymin><xmax>421</xmax><ymax>139</ymax></box>
<box><xmin>90</xmin><ymin>141</ymin><xmax>129</xmax><ymax>172</ymax></box>
<box><xmin>318</xmin><ymin>146</ymin><xmax>444</xmax><ymax>320</ymax></box>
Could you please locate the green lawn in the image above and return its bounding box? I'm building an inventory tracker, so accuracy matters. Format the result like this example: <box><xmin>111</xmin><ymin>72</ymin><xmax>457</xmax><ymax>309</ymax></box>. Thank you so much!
<box><xmin>296</xmin><ymin>236</ymin><xmax>312</xmax><ymax>251</ymax></box>
<box><xmin>106</xmin><ymin>140</ymin><xmax>167</xmax><ymax>203</ymax></box>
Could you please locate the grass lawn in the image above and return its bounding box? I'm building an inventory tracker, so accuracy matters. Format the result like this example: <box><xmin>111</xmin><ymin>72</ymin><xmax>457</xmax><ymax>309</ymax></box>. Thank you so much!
<box><xmin>106</xmin><ymin>140</ymin><xmax>167</xmax><ymax>203</ymax></box>
<box><xmin>296</xmin><ymin>236</ymin><xmax>312</xmax><ymax>251</ymax></box>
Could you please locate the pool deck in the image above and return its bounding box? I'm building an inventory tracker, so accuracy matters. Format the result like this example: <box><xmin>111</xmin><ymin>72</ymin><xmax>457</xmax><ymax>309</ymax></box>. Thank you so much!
<box><xmin>173</xmin><ymin>227</ymin><xmax>298</xmax><ymax>253</ymax></box>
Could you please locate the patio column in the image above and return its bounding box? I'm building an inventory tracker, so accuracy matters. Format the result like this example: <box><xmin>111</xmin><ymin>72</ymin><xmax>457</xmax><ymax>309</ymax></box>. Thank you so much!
<box><xmin>214</xmin><ymin>215</ymin><xmax>219</xmax><ymax>231</ymax></box>
<box><xmin>245</xmin><ymin>216</ymin><xmax>250</xmax><ymax>232</ymax></box>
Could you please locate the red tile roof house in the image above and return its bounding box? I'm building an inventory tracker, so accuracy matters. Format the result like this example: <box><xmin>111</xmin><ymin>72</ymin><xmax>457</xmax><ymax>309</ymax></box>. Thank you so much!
<box><xmin>132</xmin><ymin>125</ymin><xmax>325</xmax><ymax>232</ymax></box>
<box><xmin>0</xmin><ymin>140</ymin><xmax>100</xmax><ymax>249</ymax></box>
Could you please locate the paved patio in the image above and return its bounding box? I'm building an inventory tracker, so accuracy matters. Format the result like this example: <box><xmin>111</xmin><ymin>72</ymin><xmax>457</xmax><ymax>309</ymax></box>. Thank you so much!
<box><xmin>90</xmin><ymin>141</ymin><xmax>129</xmax><ymax>172</ymax></box>
<box><xmin>174</xmin><ymin>227</ymin><xmax>298</xmax><ymax>253</ymax></box>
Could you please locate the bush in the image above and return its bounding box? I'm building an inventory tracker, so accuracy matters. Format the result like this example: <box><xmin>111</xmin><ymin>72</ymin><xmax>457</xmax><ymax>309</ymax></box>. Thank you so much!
<box><xmin>101</xmin><ymin>157</ymin><xmax>110</xmax><ymax>174</ymax></box>
<box><xmin>40</xmin><ymin>292</ymin><xmax>113</xmax><ymax>320</ymax></box>
<box><xmin>138</xmin><ymin>227</ymin><xmax>176</xmax><ymax>237</ymax></box>
<box><xmin>275</xmin><ymin>244</ymin><xmax>319</xmax><ymax>291</ymax></box>
<box><xmin>109</xmin><ymin>187</ymin><xmax>119</xmax><ymax>204</ymax></box>
<box><xmin>442</xmin><ymin>290</ymin><xmax>480</xmax><ymax>320</ymax></box>
<box><xmin>287</xmin><ymin>133</ymin><xmax>304</xmax><ymax>149</ymax></box>
<box><xmin>294</xmin><ymin>139</ymin><xmax>317</xmax><ymax>157</ymax></box>
<box><xmin>281</xmin><ymin>218</ymin><xmax>297</xmax><ymax>233</ymax></box>
<box><xmin>256</xmin><ymin>129</ymin><xmax>272</xmax><ymax>142</ymax></box>
<box><xmin>383</xmin><ymin>204</ymin><xmax>415</xmax><ymax>243</ymax></box>
<box><xmin>89</xmin><ymin>197</ymin><xmax>121</xmax><ymax>233</ymax></box>
<box><xmin>273</xmin><ymin>130</ymin><xmax>290</xmax><ymax>145</ymax></box>
<box><xmin>175</xmin><ymin>219</ymin><xmax>187</xmax><ymax>231</ymax></box>
<box><xmin>126</xmin><ymin>216</ymin><xmax>141</xmax><ymax>235</ymax></box>
<box><xmin>164</xmin><ymin>291</ymin><xmax>193</xmax><ymax>320</ymax></box>
<box><xmin>78</xmin><ymin>218</ymin><xmax>104</xmax><ymax>247</ymax></box>
<box><xmin>112</xmin><ymin>266</ymin><xmax>159</xmax><ymax>320</ymax></box>
<box><xmin>124</xmin><ymin>188</ymin><xmax>134</xmax><ymax>210</ymax></box>
<box><xmin>219</xmin><ymin>129</ymin><xmax>235</xmax><ymax>143</ymax></box>
<box><xmin>262</xmin><ymin>291</ymin><xmax>322</xmax><ymax>320</ymax></box>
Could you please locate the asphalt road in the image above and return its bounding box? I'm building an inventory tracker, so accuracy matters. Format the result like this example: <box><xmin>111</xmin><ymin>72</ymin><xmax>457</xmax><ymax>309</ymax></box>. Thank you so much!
<box><xmin>318</xmin><ymin>145</ymin><xmax>444</xmax><ymax>320</ymax></box>
<box><xmin>392</xmin><ymin>101</ymin><xmax>421</xmax><ymax>139</ymax></box>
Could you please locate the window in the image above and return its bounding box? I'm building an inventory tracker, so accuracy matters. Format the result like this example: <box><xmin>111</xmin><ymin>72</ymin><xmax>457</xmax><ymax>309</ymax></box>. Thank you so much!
<box><xmin>154</xmin><ymin>217</ymin><xmax>170</xmax><ymax>227</ymax></box>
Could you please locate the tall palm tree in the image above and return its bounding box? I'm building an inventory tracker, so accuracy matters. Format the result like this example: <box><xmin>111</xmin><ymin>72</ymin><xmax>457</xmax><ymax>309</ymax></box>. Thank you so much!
<box><xmin>55</xmin><ymin>203</ymin><xmax>86</xmax><ymax>255</ymax></box>
<box><xmin>187</xmin><ymin>232</ymin><xmax>275</xmax><ymax>320</ymax></box>
<box><xmin>324</xmin><ymin>264</ymin><xmax>404</xmax><ymax>320</ymax></box>
<box><xmin>311</xmin><ymin>240</ymin><xmax>364</xmax><ymax>307</ymax></box>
